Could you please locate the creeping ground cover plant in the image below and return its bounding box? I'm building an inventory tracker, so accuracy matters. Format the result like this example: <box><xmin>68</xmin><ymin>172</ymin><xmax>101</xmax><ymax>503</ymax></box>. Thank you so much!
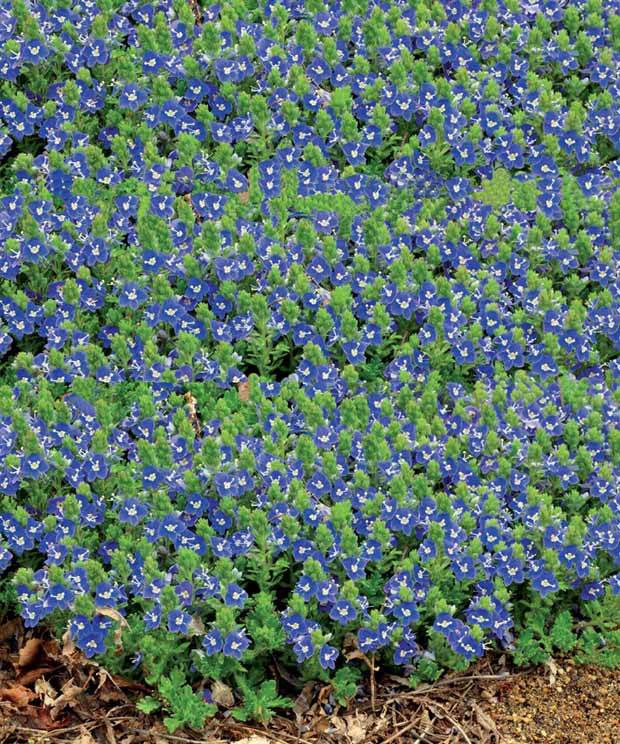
<box><xmin>1</xmin><ymin>0</ymin><xmax>620</xmax><ymax>730</ymax></box>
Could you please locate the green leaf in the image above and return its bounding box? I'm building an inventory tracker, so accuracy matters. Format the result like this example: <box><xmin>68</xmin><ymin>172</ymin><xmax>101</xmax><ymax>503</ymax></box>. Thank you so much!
<box><xmin>550</xmin><ymin>611</ymin><xmax>577</xmax><ymax>653</ymax></box>
<box><xmin>136</xmin><ymin>695</ymin><xmax>161</xmax><ymax>715</ymax></box>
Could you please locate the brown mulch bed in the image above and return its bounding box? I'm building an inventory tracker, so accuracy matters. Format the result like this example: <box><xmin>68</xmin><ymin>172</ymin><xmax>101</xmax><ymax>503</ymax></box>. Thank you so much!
<box><xmin>0</xmin><ymin>619</ymin><xmax>618</xmax><ymax>744</ymax></box>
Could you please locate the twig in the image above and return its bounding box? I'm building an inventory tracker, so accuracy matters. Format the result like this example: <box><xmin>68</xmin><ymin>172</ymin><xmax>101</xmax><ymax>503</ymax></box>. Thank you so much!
<box><xmin>130</xmin><ymin>730</ymin><xmax>215</xmax><ymax>743</ymax></box>
<box><xmin>370</xmin><ymin>652</ymin><xmax>376</xmax><ymax>713</ymax></box>
<box><xmin>228</xmin><ymin>721</ymin><xmax>292</xmax><ymax>743</ymax></box>
<box><xmin>183</xmin><ymin>391</ymin><xmax>201</xmax><ymax>435</ymax></box>
<box><xmin>413</xmin><ymin>721</ymin><xmax>434</xmax><ymax>744</ymax></box>
<box><xmin>10</xmin><ymin>721</ymin><xmax>101</xmax><ymax>737</ymax></box>
<box><xmin>104</xmin><ymin>717</ymin><xmax>117</xmax><ymax>744</ymax></box>
<box><xmin>403</xmin><ymin>672</ymin><xmax>512</xmax><ymax>696</ymax></box>
<box><xmin>430</xmin><ymin>701</ymin><xmax>474</xmax><ymax>744</ymax></box>
<box><xmin>382</xmin><ymin>719</ymin><xmax>424</xmax><ymax>744</ymax></box>
<box><xmin>188</xmin><ymin>0</ymin><xmax>201</xmax><ymax>23</ymax></box>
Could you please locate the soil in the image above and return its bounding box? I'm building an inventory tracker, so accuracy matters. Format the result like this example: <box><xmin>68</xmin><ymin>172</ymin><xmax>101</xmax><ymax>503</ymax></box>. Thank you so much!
<box><xmin>0</xmin><ymin>618</ymin><xmax>618</xmax><ymax>744</ymax></box>
<box><xmin>484</xmin><ymin>659</ymin><xmax>620</xmax><ymax>744</ymax></box>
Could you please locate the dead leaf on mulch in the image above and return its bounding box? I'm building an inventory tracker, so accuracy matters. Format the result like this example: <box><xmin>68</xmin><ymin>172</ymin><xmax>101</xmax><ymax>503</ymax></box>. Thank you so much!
<box><xmin>50</xmin><ymin>679</ymin><xmax>85</xmax><ymax>715</ymax></box>
<box><xmin>344</xmin><ymin>648</ymin><xmax>377</xmax><ymax>671</ymax></box>
<box><xmin>17</xmin><ymin>665</ymin><xmax>58</xmax><ymax>686</ymax></box>
<box><xmin>0</xmin><ymin>618</ymin><xmax>22</xmax><ymax>643</ymax></box>
<box><xmin>344</xmin><ymin>713</ymin><xmax>369</xmax><ymax>744</ymax></box>
<box><xmin>0</xmin><ymin>683</ymin><xmax>37</xmax><ymax>707</ymax></box>
<box><xmin>17</xmin><ymin>637</ymin><xmax>43</xmax><ymax>668</ymax></box>
<box><xmin>293</xmin><ymin>681</ymin><xmax>316</xmax><ymax>721</ymax></box>
<box><xmin>472</xmin><ymin>702</ymin><xmax>498</xmax><ymax>735</ymax></box>
<box><xmin>32</xmin><ymin>705</ymin><xmax>74</xmax><ymax>731</ymax></box>
<box><xmin>71</xmin><ymin>726</ymin><xmax>97</xmax><ymax>744</ymax></box>
<box><xmin>212</xmin><ymin>680</ymin><xmax>235</xmax><ymax>708</ymax></box>
<box><xmin>34</xmin><ymin>675</ymin><xmax>58</xmax><ymax>707</ymax></box>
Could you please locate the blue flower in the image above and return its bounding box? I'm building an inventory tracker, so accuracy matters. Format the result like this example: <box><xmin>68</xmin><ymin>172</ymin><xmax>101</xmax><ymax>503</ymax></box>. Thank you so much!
<box><xmin>203</xmin><ymin>628</ymin><xmax>223</xmax><ymax>656</ymax></box>
<box><xmin>47</xmin><ymin>583</ymin><xmax>75</xmax><ymax>610</ymax></box>
<box><xmin>119</xmin><ymin>84</ymin><xmax>148</xmax><ymax>111</ymax></box>
<box><xmin>22</xmin><ymin>39</ymin><xmax>50</xmax><ymax>64</ymax></box>
<box><xmin>75</xmin><ymin>619</ymin><xmax>108</xmax><ymax>658</ymax></box>
<box><xmin>119</xmin><ymin>283</ymin><xmax>149</xmax><ymax>309</ymax></box>
<box><xmin>530</xmin><ymin>565</ymin><xmax>559</xmax><ymax>598</ymax></box>
<box><xmin>168</xmin><ymin>609</ymin><xmax>192</xmax><ymax>634</ymax></box>
<box><xmin>22</xmin><ymin>453</ymin><xmax>49</xmax><ymax>480</ymax></box>
<box><xmin>119</xmin><ymin>499</ymin><xmax>149</xmax><ymax>526</ymax></box>
<box><xmin>223</xmin><ymin>629</ymin><xmax>250</xmax><ymax>659</ymax></box>
<box><xmin>83</xmin><ymin>38</ymin><xmax>109</xmax><ymax>67</ymax></box>
<box><xmin>293</xmin><ymin>634</ymin><xmax>314</xmax><ymax>663</ymax></box>
<box><xmin>329</xmin><ymin>600</ymin><xmax>357</xmax><ymax>625</ymax></box>
<box><xmin>224</xmin><ymin>582</ymin><xmax>248</xmax><ymax>608</ymax></box>
<box><xmin>393</xmin><ymin>635</ymin><xmax>418</xmax><ymax>665</ymax></box>
<box><xmin>318</xmin><ymin>643</ymin><xmax>339</xmax><ymax>670</ymax></box>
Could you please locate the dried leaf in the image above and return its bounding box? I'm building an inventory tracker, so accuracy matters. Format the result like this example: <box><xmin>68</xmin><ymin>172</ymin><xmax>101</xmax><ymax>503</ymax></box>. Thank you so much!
<box><xmin>72</xmin><ymin>727</ymin><xmax>97</xmax><ymax>744</ymax></box>
<box><xmin>0</xmin><ymin>618</ymin><xmax>22</xmax><ymax>642</ymax></box>
<box><xmin>473</xmin><ymin>703</ymin><xmax>498</xmax><ymax>734</ymax></box>
<box><xmin>345</xmin><ymin>713</ymin><xmax>368</xmax><ymax>744</ymax></box>
<box><xmin>96</xmin><ymin>607</ymin><xmax>129</xmax><ymax>627</ymax></box>
<box><xmin>104</xmin><ymin>718</ymin><xmax>118</xmax><ymax>744</ymax></box>
<box><xmin>17</xmin><ymin>665</ymin><xmax>57</xmax><ymax>686</ymax></box>
<box><xmin>183</xmin><ymin>391</ymin><xmax>201</xmax><ymax>434</ymax></box>
<box><xmin>94</xmin><ymin>667</ymin><xmax>127</xmax><ymax>702</ymax></box>
<box><xmin>96</xmin><ymin>608</ymin><xmax>129</xmax><ymax>651</ymax></box>
<box><xmin>94</xmin><ymin>670</ymin><xmax>132</xmax><ymax>704</ymax></box>
<box><xmin>329</xmin><ymin>715</ymin><xmax>347</xmax><ymax>737</ymax></box>
<box><xmin>0</xmin><ymin>684</ymin><xmax>37</xmax><ymax>707</ymax></box>
<box><xmin>343</xmin><ymin>634</ymin><xmax>377</xmax><ymax>671</ymax></box>
<box><xmin>345</xmin><ymin>648</ymin><xmax>378</xmax><ymax>671</ymax></box>
<box><xmin>44</xmin><ymin>633</ymin><xmax>79</xmax><ymax>663</ymax></box>
<box><xmin>34</xmin><ymin>676</ymin><xmax>58</xmax><ymax>707</ymax></box>
<box><xmin>51</xmin><ymin>680</ymin><xmax>84</xmax><ymax>713</ymax></box>
<box><xmin>545</xmin><ymin>658</ymin><xmax>559</xmax><ymax>686</ymax></box>
<box><xmin>188</xmin><ymin>614</ymin><xmax>205</xmax><ymax>636</ymax></box>
<box><xmin>61</xmin><ymin>631</ymin><xmax>77</xmax><ymax>657</ymax></box>
<box><xmin>17</xmin><ymin>638</ymin><xmax>43</xmax><ymax>668</ymax></box>
<box><xmin>110</xmin><ymin>673</ymin><xmax>149</xmax><ymax>691</ymax></box>
<box><xmin>234</xmin><ymin>737</ymin><xmax>272</xmax><ymax>744</ymax></box>
<box><xmin>238</xmin><ymin>380</ymin><xmax>250</xmax><ymax>401</ymax></box>
<box><xmin>239</xmin><ymin>190</ymin><xmax>250</xmax><ymax>204</ymax></box>
<box><xmin>35</xmin><ymin>706</ymin><xmax>74</xmax><ymax>731</ymax></box>
<box><xmin>293</xmin><ymin>681</ymin><xmax>316</xmax><ymax>722</ymax></box>
<box><xmin>211</xmin><ymin>680</ymin><xmax>234</xmax><ymax>708</ymax></box>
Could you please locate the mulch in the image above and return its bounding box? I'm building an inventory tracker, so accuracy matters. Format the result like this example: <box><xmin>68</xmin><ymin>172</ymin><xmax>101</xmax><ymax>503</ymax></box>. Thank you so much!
<box><xmin>0</xmin><ymin>619</ymin><xmax>618</xmax><ymax>744</ymax></box>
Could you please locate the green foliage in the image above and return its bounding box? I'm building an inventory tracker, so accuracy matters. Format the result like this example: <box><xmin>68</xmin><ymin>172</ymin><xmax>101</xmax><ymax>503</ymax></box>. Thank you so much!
<box><xmin>158</xmin><ymin>669</ymin><xmax>217</xmax><ymax>733</ymax></box>
<box><xmin>331</xmin><ymin>666</ymin><xmax>361</xmax><ymax>705</ymax></box>
<box><xmin>232</xmin><ymin>680</ymin><xmax>293</xmax><ymax>723</ymax></box>
<box><xmin>513</xmin><ymin>594</ymin><xmax>620</xmax><ymax>668</ymax></box>
<box><xmin>2</xmin><ymin>0</ymin><xmax>620</xmax><ymax>729</ymax></box>
<box><xmin>474</xmin><ymin>168</ymin><xmax>515</xmax><ymax>209</ymax></box>
<box><xmin>136</xmin><ymin>695</ymin><xmax>162</xmax><ymax>715</ymax></box>
<box><xmin>575</xmin><ymin>594</ymin><xmax>620</xmax><ymax>667</ymax></box>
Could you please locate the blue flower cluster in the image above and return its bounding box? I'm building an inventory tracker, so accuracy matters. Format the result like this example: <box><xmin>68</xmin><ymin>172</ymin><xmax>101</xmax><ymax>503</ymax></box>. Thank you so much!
<box><xmin>1</xmin><ymin>0</ymin><xmax>620</xmax><ymax>705</ymax></box>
